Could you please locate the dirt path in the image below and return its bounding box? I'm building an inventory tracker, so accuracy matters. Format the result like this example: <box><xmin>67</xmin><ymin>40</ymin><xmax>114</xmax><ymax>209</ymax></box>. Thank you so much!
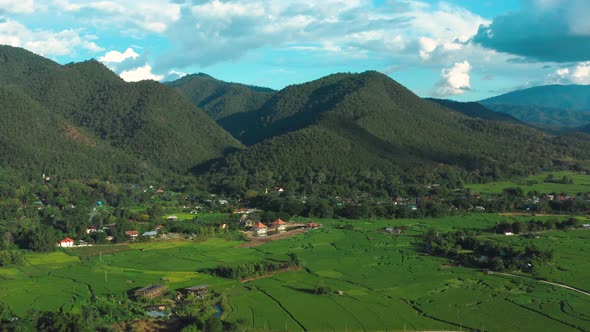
<box><xmin>237</xmin><ymin>224</ymin><xmax>312</xmax><ymax>248</ymax></box>
<box><xmin>491</xmin><ymin>272</ymin><xmax>590</xmax><ymax>297</ymax></box>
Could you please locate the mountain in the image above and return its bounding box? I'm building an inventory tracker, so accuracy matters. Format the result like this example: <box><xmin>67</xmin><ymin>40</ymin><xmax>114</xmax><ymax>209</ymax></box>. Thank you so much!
<box><xmin>480</xmin><ymin>85</ymin><xmax>590</xmax><ymax>128</ymax></box>
<box><xmin>426</xmin><ymin>98</ymin><xmax>523</xmax><ymax>124</ymax></box>
<box><xmin>204</xmin><ymin>71</ymin><xmax>590</xmax><ymax>194</ymax></box>
<box><xmin>0</xmin><ymin>45</ymin><xmax>242</xmax><ymax>178</ymax></box>
<box><xmin>166</xmin><ymin>73</ymin><xmax>275</xmax><ymax>121</ymax></box>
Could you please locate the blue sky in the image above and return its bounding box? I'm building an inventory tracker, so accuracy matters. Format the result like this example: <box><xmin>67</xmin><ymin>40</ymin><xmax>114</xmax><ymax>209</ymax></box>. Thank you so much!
<box><xmin>2</xmin><ymin>0</ymin><xmax>590</xmax><ymax>101</ymax></box>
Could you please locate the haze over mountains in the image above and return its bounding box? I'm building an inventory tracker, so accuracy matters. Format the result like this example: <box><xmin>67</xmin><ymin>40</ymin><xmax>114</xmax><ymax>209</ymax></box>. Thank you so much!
<box><xmin>1</xmin><ymin>45</ymin><xmax>590</xmax><ymax>193</ymax></box>
<box><xmin>480</xmin><ymin>85</ymin><xmax>590</xmax><ymax>128</ymax></box>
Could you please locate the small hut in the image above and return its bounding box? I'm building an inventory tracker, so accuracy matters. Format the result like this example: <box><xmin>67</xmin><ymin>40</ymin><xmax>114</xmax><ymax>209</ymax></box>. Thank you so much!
<box><xmin>135</xmin><ymin>284</ymin><xmax>167</xmax><ymax>299</ymax></box>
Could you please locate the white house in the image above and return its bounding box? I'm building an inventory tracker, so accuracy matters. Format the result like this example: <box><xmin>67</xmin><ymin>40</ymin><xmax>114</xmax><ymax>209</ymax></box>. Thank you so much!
<box><xmin>57</xmin><ymin>237</ymin><xmax>75</xmax><ymax>247</ymax></box>
<box><xmin>252</xmin><ymin>222</ymin><xmax>268</xmax><ymax>237</ymax></box>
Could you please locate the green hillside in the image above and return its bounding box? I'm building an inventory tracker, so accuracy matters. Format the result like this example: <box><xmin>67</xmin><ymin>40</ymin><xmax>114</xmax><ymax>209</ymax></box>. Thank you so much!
<box><xmin>205</xmin><ymin>71</ymin><xmax>590</xmax><ymax>194</ymax></box>
<box><xmin>0</xmin><ymin>46</ymin><xmax>242</xmax><ymax>178</ymax></box>
<box><xmin>427</xmin><ymin>98</ymin><xmax>523</xmax><ymax>124</ymax></box>
<box><xmin>166</xmin><ymin>73</ymin><xmax>275</xmax><ymax>121</ymax></box>
<box><xmin>0</xmin><ymin>85</ymin><xmax>137</xmax><ymax>178</ymax></box>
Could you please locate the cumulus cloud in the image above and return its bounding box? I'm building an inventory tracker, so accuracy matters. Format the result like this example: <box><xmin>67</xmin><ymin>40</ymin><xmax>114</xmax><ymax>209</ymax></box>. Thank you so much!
<box><xmin>119</xmin><ymin>64</ymin><xmax>163</xmax><ymax>82</ymax></box>
<box><xmin>551</xmin><ymin>62</ymin><xmax>590</xmax><ymax>84</ymax></box>
<box><xmin>155</xmin><ymin>0</ymin><xmax>488</xmax><ymax>72</ymax></box>
<box><xmin>473</xmin><ymin>0</ymin><xmax>590</xmax><ymax>62</ymax></box>
<box><xmin>98</xmin><ymin>48</ymin><xmax>139</xmax><ymax>63</ymax></box>
<box><xmin>0</xmin><ymin>19</ymin><xmax>103</xmax><ymax>56</ymax></box>
<box><xmin>434</xmin><ymin>61</ymin><xmax>471</xmax><ymax>96</ymax></box>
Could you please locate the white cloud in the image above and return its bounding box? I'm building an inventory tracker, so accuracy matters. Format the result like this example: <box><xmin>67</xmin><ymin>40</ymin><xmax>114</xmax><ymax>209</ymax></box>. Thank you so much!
<box><xmin>0</xmin><ymin>0</ymin><xmax>35</xmax><ymax>14</ymax></box>
<box><xmin>435</xmin><ymin>61</ymin><xmax>472</xmax><ymax>96</ymax></box>
<box><xmin>552</xmin><ymin>62</ymin><xmax>590</xmax><ymax>84</ymax></box>
<box><xmin>119</xmin><ymin>64</ymin><xmax>163</xmax><ymax>82</ymax></box>
<box><xmin>0</xmin><ymin>19</ymin><xmax>103</xmax><ymax>57</ymax></box>
<box><xmin>98</xmin><ymin>48</ymin><xmax>139</xmax><ymax>63</ymax></box>
<box><xmin>418</xmin><ymin>37</ymin><xmax>437</xmax><ymax>60</ymax></box>
<box><xmin>53</xmin><ymin>0</ymin><xmax>180</xmax><ymax>33</ymax></box>
<box><xmin>155</xmin><ymin>0</ymin><xmax>489</xmax><ymax>72</ymax></box>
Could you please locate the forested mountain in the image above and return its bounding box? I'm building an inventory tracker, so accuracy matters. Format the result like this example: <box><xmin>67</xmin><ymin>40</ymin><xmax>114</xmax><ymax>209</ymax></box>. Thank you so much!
<box><xmin>480</xmin><ymin>85</ymin><xmax>590</xmax><ymax>128</ymax></box>
<box><xmin>166</xmin><ymin>73</ymin><xmax>275</xmax><ymax>121</ymax></box>
<box><xmin>204</xmin><ymin>71</ymin><xmax>590</xmax><ymax>194</ymax></box>
<box><xmin>427</xmin><ymin>98</ymin><xmax>523</xmax><ymax>124</ymax></box>
<box><xmin>0</xmin><ymin>46</ymin><xmax>242</xmax><ymax>179</ymax></box>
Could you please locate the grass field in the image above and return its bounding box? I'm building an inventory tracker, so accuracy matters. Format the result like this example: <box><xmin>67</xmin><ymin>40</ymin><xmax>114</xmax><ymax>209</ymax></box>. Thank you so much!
<box><xmin>465</xmin><ymin>171</ymin><xmax>590</xmax><ymax>194</ymax></box>
<box><xmin>1</xmin><ymin>214</ymin><xmax>590</xmax><ymax>331</ymax></box>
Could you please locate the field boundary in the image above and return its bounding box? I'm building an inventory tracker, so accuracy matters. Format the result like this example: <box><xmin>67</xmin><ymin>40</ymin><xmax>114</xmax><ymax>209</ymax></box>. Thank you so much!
<box><xmin>491</xmin><ymin>272</ymin><xmax>590</xmax><ymax>297</ymax></box>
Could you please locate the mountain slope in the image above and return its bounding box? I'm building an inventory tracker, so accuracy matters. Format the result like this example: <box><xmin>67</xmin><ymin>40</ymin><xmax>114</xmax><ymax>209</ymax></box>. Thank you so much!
<box><xmin>0</xmin><ymin>45</ymin><xmax>242</xmax><ymax>177</ymax></box>
<box><xmin>0</xmin><ymin>85</ymin><xmax>138</xmax><ymax>178</ymax></box>
<box><xmin>204</xmin><ymin>71</ymin><xmax>590</xmax><ymax>194</ymax></box>
<box><xmin>480</xmin><ymin>85</ymin><xmax>590</xmax><ymax>128</ymax></box>
<box><xmin>426</xmin><ymin>98</ymin><xmax>523</xmax><ymax>124</ymax></box>
<box><xmin>166</xmin><ymin>73</ymin><xmax>275</xmax><ymax>121</ymax></box>
<box><xmin>481</xmin><ymin>85</ymin><xmax>590</xmax><ymax>110</ymax></box>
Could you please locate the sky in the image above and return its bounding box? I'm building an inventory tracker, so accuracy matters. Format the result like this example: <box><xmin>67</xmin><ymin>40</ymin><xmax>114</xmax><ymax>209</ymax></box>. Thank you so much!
<box><xmin>2</xmin><ymin>0</ymin><xmax>590</xmax><ymax>101</ymax></box>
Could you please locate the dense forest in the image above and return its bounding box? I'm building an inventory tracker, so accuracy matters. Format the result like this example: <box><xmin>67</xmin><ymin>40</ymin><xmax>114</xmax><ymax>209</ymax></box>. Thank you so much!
<box><xmin>202</xmin><ymin>71</ymin><xmax>590</xmax><ymax>195</ymax></box>
<box><xmin>167</xmin><ymin>73</ymin><xmax>275</xmax><ymax>121</ymax></box>
<box><xmin>0</xmin><ymin>45</ymin><xmax>242</xmax><ymax>180</ymax></box>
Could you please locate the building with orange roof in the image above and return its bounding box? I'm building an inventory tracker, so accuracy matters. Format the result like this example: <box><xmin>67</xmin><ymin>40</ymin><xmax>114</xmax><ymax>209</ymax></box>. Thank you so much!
<box><xmin>271</xmin><ymin>218</ymin><xmax>288</xmax><ymax>232</ymax></box>
<box><xmin>57</xmin><ymin>237</ymin><xmax>75</xmax><ymax>247</ymax></box>
<box><xmin>252</xmin><ymin>221</ymin><xmax>268</xmax><ymax>236</ymax></box>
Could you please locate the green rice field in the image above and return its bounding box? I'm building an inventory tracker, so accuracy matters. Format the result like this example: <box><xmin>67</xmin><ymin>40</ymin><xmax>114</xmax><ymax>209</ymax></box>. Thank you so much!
<box><xmin>1</xmin><ymin>214</ymin><xmax>590</xmax><ymax>331</ymax></box>
<box><xmin>465</xmin><ymin>171</ymin><xmax>590</xmax><ymax>194</ymax></box>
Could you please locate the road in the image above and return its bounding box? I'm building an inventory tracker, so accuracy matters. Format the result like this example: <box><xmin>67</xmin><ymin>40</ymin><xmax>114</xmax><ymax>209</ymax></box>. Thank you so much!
<box><xmin>491</xmin><ymin>272</ymin><xmax>590</xmax><ymax>297</ymax></box>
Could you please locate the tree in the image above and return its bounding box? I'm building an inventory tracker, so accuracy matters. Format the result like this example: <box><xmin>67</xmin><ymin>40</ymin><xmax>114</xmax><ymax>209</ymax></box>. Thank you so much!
<box><xmin>204</xmin><ymin>316</ymin><xmax>222</xmax><ymax>332</ymax></box>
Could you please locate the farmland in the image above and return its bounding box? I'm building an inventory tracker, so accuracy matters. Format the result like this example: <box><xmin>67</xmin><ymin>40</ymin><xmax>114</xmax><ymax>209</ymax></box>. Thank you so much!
<box><xmin>465</xmin><ymin>171</ymin><xmax>590</xmax><ymax>194</ymax></box>
<box><xmin>1</xmin><ymin>214</ymin><xmax>590</xmax><ymax>331</ymax></box>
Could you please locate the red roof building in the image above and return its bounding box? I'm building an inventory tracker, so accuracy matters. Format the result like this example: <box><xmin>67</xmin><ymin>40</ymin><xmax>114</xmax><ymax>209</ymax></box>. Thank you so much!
<box><xmin>57</xmin><ymin>237</ymin><xmax>75</xmax><ymax>247</ymax></box>
<box><xmin>271</xmin><ymin>219</ymin><xmax>288</xmax><ymax>232</ymax></box>
<box><xmin>125</xmin><ymin>230</ymin><xmax>139</xmax><ymax>238</ymax></box>
<box><xmin>252</xmin><ymin>222</ymin><xmax>267</xmax><ymax>236</ymax></box>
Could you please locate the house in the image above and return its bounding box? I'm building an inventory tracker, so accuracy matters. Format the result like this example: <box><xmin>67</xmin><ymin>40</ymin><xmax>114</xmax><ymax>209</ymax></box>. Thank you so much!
<box><xmin>85</xmin><ymin>226</ymin><xmax>97</xmax><ymax>234</ymax></box>
<box><xmin>233</xmin><ymin>208</ymin><xmax>249</xmax><ymax>214</ymax></box>
<box><xmin>474</xmin><ymin>206</ymin><xmax>486</xmax><ymax>211</ymax></box>
<box><xmin>125</xmin><ymin>230</ymin><xmax>139</xmax><ymax>239</ymax></box>
<box><xmin>166</xmin><ymin>216</ymin><xmax>178</xmax><ymax>222</ymax></box>
<box><xmin>135</xmin><ymin>284</ymin><xmax>167</xmax><ymax>299</ymax></box>
<box><xmin>219</xmin><ymin>223</ymin><xmax>227</xmax><ymax>230</ymax></box>
<box><xmin>252</xmin><ymin>222</ymin><xmax>268</xmax><ymax>236</ymax></box>
<box><xmin>385</xmin><ymin>227</ymin><xmax>402</xmax><ymax>234</ymax></box>
<box><xmin>241</xmin><ymin>219</ymin><xmax>255</xmax><ymax>227</ymax></box>
<box><xmin>56</xmin><ymin>237</ymin><xmax>75</xmax><ymax>247</ymax></box>
<box><xmin>504</xmin><ymin>231</ymin><xmax>514</xmax><ymax>236</ymax></box>
<box><xmin>582</xmin><ymin>224</ymin><xmax>590</xmax><ymax>229</ymax></box>
<box><xmin>307</xmin><ymin>222</ymin><xmax>320</xmax><ymax>229</ymax></box>
<box><xmin>218</xmin><ymin>199</ymin><xmax>229</xmax><ymax>205</ymax></box>
<box><xmin>271</xmin><ymin>218</ymin><xmax>288</xmax><ymax>232</ymax></box>
<box><xmin>155</xmin><ymin>225</ymin><xmax>164</xmax><ymax>231</ymax></box>
<box><xmin>184</xmin><ymin>285</ymin><xmax>209</xmax><ymax>297</ymax></box>
<box><xmin>142</xmin><ymin>231</ymin><xmax>158</xmax><ymax>237</ymax></box>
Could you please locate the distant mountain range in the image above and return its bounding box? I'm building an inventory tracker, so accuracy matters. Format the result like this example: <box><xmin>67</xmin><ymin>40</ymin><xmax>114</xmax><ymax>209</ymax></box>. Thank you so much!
<box><xmin>480</xmin><ymin>85</ymin><xmax>590</xmax><ymax>128</ymax></box>
<box><xmin>1</xmin><ymin>45</ymin><xmax>589</xmax><ymax>193</ymax></box>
